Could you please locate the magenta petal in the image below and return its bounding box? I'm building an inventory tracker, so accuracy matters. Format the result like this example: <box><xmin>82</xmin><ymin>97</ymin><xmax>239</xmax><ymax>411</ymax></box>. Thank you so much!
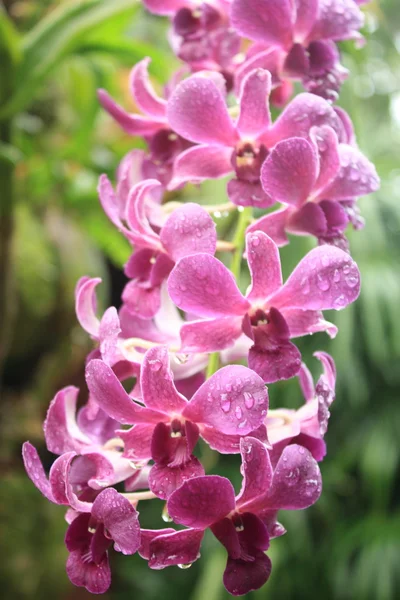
<box><xmin>43</xmin><ymin>386</ymin><xmax>91</xmax><ymax>454</ymax></box>
<box><xmin>248</xmin><ymin>340</ymin><xmax>302</xmax><ymax>383</ymax></box>
<box><xmin>211</xmin><ymin>518</ymin><xmax>241</xmax><ymax>558</ymax></box>
<box><xmin>141</xmin><ymin>346</ymin><xmax>187</xmax><ymax>413</ymax></box>
<box><xmin>314</xmin><ymin>350</ymin><xmax>336</xmax><ymax>390</ymax></box>
<box><xmin>287</xmin><ymin>202</ymin><xmax>328</xmax><ymax>237</ymax></box>
<box><xmin>99</xmin><ymin>307</ymin><xmax>120</xmax><ymax>366</ymax></box>
<box><xmin>149</xmin><ymin>457</ymin><xmax>205</xmax><ymax>500</ymax></box>
<box><xmin>148</xmin><ymin>529</ymin><xmax>204</xmax><ymax>569</ymax></box>
<box><xmin>309</xmin><ymin>0</ymin><xmax>364</xmax><ymax>42</ymax></box>
<box><xmin>269</xmin><ymin>245</ymin><xmax>361</xmax><ymax>311</ymax></box>
<box><xmin>267</xmin><ymin>93</ymin><xmax>342</xmax><ymax>145</ymax></box>
<box><xmin>261</xmin><ymin>138</ymin><xmax>318</xmax><ymax>206</ymax></box>
<box><xmin>310</xmin><ymin>126</ymin><xmax>340</xmax><ymax>195</ymax></box>
<box><xmin>246</xmin><ymin>232</ymin><xmax>283</xmax><ymax>302</ymax></box>
<box><xmin>22</xmin><ymin>442</ymin><xmax>56</xmax><ymax>502</ymax></box>
<box><xmin>267</xmin><ymin>444</ymin><xmax>322</xmax><ymax>509</ymax></box>
<box><xmin>139</xmin><ymin>528</ymin><xmax>175</xmax><ymax>559</ymax></box>
<box><xmin>283</xmin><ymin>43</ymin><xmax>310</xmax><ymax>78</ymax></box>
<box><xmin>120</xmin><ymin>424</ymin><xmax>154</xmax><ymax>460</ymax></box>
<box><xmin>125</xmin><ymin>179</ymin><xmax>163</xmax><ymax>249</ymax></box>
<box><xmin>236</xmin><ymin>69</ymin><xmax>271</xmax><ymax>138</ymax></box>
<box><xmin>91</xmin><ymin>488</ymin><xmax>140</xmax><ymax>555</ymax></box>
<box><xmin>75</xmin><ymin>277</ymin><xmax>101</xmax><ymax>337</ymax></box>
<box><xmin>160</xmin><ymin>203</ymin><xmax>217</xmax><ymax>262</ymax></box>
<box><xmin>322</xmin><ymin>145</ymin><xmax>380</xmax><ymax>200</ymax></box>
<box><xmin>180</xmin><ymin>317</ymin><xmax>243</xmax><ymax>353</ymax></box>
<box><xmin>166</xmin><ymin>75</ymin><xmax>237</xmax><ymax>146</ymax></box>
<box><xmin>143</xmin><ymin>0</ymin><xmax>185</xmax><ymax>15</ymax></box>
<box><xmin>227</xmin><ymin>179</ymin><xmax>274</xmax><ymax>208</ymax></box>
<box><xmin>168</xmin><ymin>475</ymin><xmax>235</xmax><ymax>528</ymax></box>
<box><xmin>223</xmin><ymin>552</ymin><xmax>272</xmax><ymax>596</ymax></box>
<box><xmin>293</xmin><ymin>0</ymin><xmax>319</xmax><ymax>41</ymax></box>
<box><xmin>130</xmin><ymin>58</ymin><xmax>166</xmax><ymax>119</ymax></box>
<box><xmin>231</xmin><ymin>0</ymin><xmax>293</xmax><ymax>47</ymax></box>
<box><xmin>49</xmin><ymin>453</ymin><xmax>76</xmax><ymax>504</ymax></box>
<box><xmin>283</xmin><ymin>308</ymin><xmax>338</xmax><ymax>338</ymax></box>
<box><xmin>66</xmin><ymin>550</ymin><xmax>111</xmax><ymax>594</ymax></box>
<box><xmin>184</xmin><ymin>365</ymin><xmax>269</xmax><ymax>435</ymax></box>
<box><xmin>247</xmin><ymin>208</ymin><xmax>290</xmax><ymax>247</ymax></box>
<box><xmin>236</xmin><ymin>437</ymin><xmax>273</xmax><ymax>508</ymax></box>
<box><xmin>97</xmin><ymin>89</ymin><xmax>162</xmax><ymax>136</ymax></box>
<box><xmin>169</xmin><ymin>145</ymin><xmax>233</xmax><ymax>189</ymax></box>
<box><xmin>168</xmin><ymin>254</ymin><xmax>250</xmax><ymax>318</ymax></box>
<box><xmin>85</xmin><ymin>359</ymin><xmax>163</xmax><ymax>424</ymax></box>
<box><xmin>122</xmin><ymin>280</ymin><xmax>161</xmax><ymax>320</ymax></box>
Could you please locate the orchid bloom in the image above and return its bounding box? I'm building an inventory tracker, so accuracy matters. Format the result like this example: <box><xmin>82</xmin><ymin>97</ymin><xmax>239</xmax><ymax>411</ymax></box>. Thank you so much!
<box><xmin>65</xmin><ymin>488</ymin><xmax>140</xmax><ymax>593</ymax></box>
<box><xmin>248</xmin><ymin>125</ymin><xmax>380</xmax><ymax>248</ymax></box>
<box><xmin>168</xmin><ymin>231</ymin><xmax>360</xmax><ymax>382</ymax></box>
<box><xmin>166</xmin><ymin>68</ymin><xmax>345</xmax><ymax>207</ymax></box>
<box><xmin>231</xmin><ymin>0</ymin><xmax>365</xmax><ymax>102</ymax></box>
<box><xmin>98</xmin><ymin>175</ymin><xmax>217</xmax><ymax>319</ymax></box>
<box><xmin>267</xmin><ymin>351</ymin><xmax>336</xmax><ymax>462</ymax></box>
<box><xmin>85</xmin><ymin>345</ymin><xmax>269</xmax><ymax>498</ymax></box>
<box><xmin>147</xmin><ymin>437</ymin><xmax>321</xmax><ymax>595</ymax></box>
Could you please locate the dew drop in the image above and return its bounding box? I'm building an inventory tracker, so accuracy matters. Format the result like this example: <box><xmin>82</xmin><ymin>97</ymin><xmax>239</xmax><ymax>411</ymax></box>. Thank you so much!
<box><xmin>317</xmin><ymin>274</ymin><xmax>330</xmax><ymax>291</ymax></box>
<box><xmin>243</xmin><ymin>391</ymin><xmax>254</xmax><ymax>409</ymax></box>
<box><xmin>162</xmin><ymin>504</ymin><xmax>173</xmax><ymax>522</ymax></box>
<box><xmin>235</xmin><ymin>406</ymin><xmax>243</xmax><ymax>420</ymax></box>
<box><xmin>345</xmin><ymin>273</ymin><xmax>359</xmax><ymax>288</ymax></box>
<box><xmin>178</xmin><ymin>563</ymin><xmax>193</xmax><ymax>569</ymax></box>
<box><xmin>148</xmin><ymin>359</ymin><xmax>162</xmax><ymax>372</ymax></box>
<box><xmin>333</xmin><ymin>269</ymin><xmax>341</xmax><ymax>283</ymax></box>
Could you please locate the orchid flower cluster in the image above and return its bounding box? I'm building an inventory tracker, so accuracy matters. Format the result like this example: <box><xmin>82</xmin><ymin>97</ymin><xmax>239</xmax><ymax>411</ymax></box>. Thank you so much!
<box><xmin>23</xmin><ymin>0</ymin><xmax>379</xmax><ymax>596</ymax></box>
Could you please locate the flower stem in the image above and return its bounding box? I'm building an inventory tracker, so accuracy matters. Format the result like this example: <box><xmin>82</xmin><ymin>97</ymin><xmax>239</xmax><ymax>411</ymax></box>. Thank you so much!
<box><xmin>206</xmin><ymin>352</ymin><xmax>220</xmax><ymax>379</ymax></box>
<box><xmin>230</xmin><ymin>207</ymin><xmax>252</xmax><ymax>281</ymax></box>
<box><xmin>123</xmin><ymin>491</ymin><xmax>157</xmax><ymax>502</ymax></box>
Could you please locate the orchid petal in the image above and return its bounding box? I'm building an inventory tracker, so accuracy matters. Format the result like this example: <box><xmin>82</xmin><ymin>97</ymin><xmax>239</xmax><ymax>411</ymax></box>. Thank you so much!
<box><xmin>231</xmin><ymin>0</ymin><xmax>293</xmax><ymax>47</ymax></box>
<box><xmin>236</xmin><ymin>69</ymin><xmax>271</xmax><ymax>139</ymax></box>
<box><xmin>246</xmin><ymin>232</ymin><xmax>283</xmax><ymax>302</ymax></box>
<box><xmin>168</xmin><ymin>145</ymin><xmax>233</xmax><ymax>189</ymax></box>
<box><xmin>236</xmin><ymin>437</ymin><xmax>273</xmax><ymax>508</ymax></box>
<box><xmin>179</xmin><ymin>317</ymin><xmax>243</xmax><ymax>353</ymax></box>
<box><xmin>223</xmin><ymin>552</ymin><xmax>272</xmax><ymax>596</ymax></box>
<box><xmin>309</xmin><ymin>0</ymin><xmax>364</xmax><ymax>42</ymax></box>
<box><xmin>141</xmin><ymin>346</ymin><xmax>187</xmax><ymax>413</ymax></box>
<box><xmin>130</xmin><ymin>58</ymin><xmax>167</xmax><ymax>119</ymax></box>
<box><xmin>247</xmin><ymin>208</ymin><xmax>290</xmax><ymax>247</ymax></box>
<box><xmin>119</xmin><ymin>424</ymin><xmax>155</xmax><ymax>461</ymax></box>
<box><xmin>91</xmin><ymin>488</ymin><xmax>140</xmax><ymax>555</ymax></box>
<box><xmin>148</xmin><ymin>529</ymin><xmax>204</xmax><ymax>569</ymax></box>
<box><xmin>322</xmin><ymin>145</ymin><xmax>380</xmax><ymax>200</ymax></box>
<box><xmin>97</xmin><ymin>89</ymin><xmax>163</xmax><ymax>136</ymax></box>
<box><xmin>149</xmin><ymin>457</ymin><xmax>205</xmax><ymax>500</ymax></box>
<box><xmin>44</xmin><ymin>386</ymin><xmax>91</xmax><ymax>454</ymax></box>
<box><xmin>75</xmin><ymin>277</ymin><xmax>101</xmax><ymax>337</ymax></box>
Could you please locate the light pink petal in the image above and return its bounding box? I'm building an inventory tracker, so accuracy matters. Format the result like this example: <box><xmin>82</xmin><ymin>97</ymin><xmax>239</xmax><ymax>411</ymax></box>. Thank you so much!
<box><xmin>247</xmin><ymin>209</ymin><xmax>290</xmax><ymax>247</ymax></box>
<box><xmin>97</xmin><ymin>89</ymin><xmax>163</xmax><ymax>136</ymax></box>
<box><xmin>98</xmin><ymin>174</ymin><xmax>137</xmax><ymax>243</ymax></box>
<box><xmin>167</xmin><ymin>475</ymin><xmax>235</xmax><ymax>528</ymax></box>
<box><xmin>168</xmin><ymin>254</ymin><xmax>250</xmax><ymax>318</ymax></box>
<box><xmin>261</xmin><ymin>138</ymin><xmax>318</xmax><ymax>206</ymax></box>
<box><xmin>22</xmin><ymin>442</ymin><xmax>56</xmax><ymax>502</ymax></box>
<box><xmin>99</xmin><ymin>307</ymin><xmax>120</xmax><ymax>366</ymax></box>
<box><xmin>168</xmin><ymin>145</ymin><xmax>233</xmax><ymax>189</ymax></box>
<box><xmin>122</xmin><ymin>280</ymin><xmax>161</xmax><ymax>320</ymax></box>
<box><xmin>143</xmin><ymin>0</ymin><xmax>187</xmax><ymax>15</ymax></box>
<box><xmin>75</xmin><ymin>277</ymin><xmax>101</xmax><ymax>337</ymax></box>
<box><xmin>266</xmin><ymin>93</ymin><xmax>342</xmax><ymax>146</ymax></box>
<box><xmin>85</xmin><ymin>359</ymin><xmax>163</xmax><ymax>425</ymax></box>
<box><xmin>125</xmin><ymin>179</ymin><xmax>163</xmax><ymax>249</ymax></box>
<box><xmin>166</xmin><ymin>75</ymin><xmax>237</xmax><ymax>146</ymax></box>
<box><xmin>267</xmin><ymin>444</ymin><xmax>322</xmax><ymax>509</ymax></box>
<box><xmin>130</xmin><ymin>58</ymin><xmax>167</xmax><ymax>119</ymax></box>
<box><xmin>314</xmin><ymin>350</ymin><xmax>336</xmax><ymax>390</ymax></box>
<box><xmin>236</xmin><ymin>437</ymin><xmax>273</xmax><ymax>508</ymax></box>
<box><xmin>322</xmin><ymin>145</ymin><xmax>380</xmax><ymax>200</ymax></box>
<box><xmin>160</xmin><ymin>203</ymin><xmax>217</xmax><ymax>262</ymax></box>
<box><xmin>246</xmin><ymin>232</ymin><xmax>283</xmax><ymax>302</ymax></box>
<box><xmin>148</xmin><ymin>529</ymin><xmax>204</xmax><ymax>569</ymax></box>
<box><xmin>183</xmin><ymin>365</ymin><xmax>269</xmax><ymax>435</ymax></box>
<box><xmin>231</xmin><ymin>0</ymin><xmax>293</xmax><ymax>47</ymax></box>
<box><xmin>141</xmin><ymin>346</ymin><xmax>187</xmax><ymax>413</ymax></box>
<box><xmin>234</xmin><ymin>47</ymin><xmax>282</xmax><ymax>94</ymax></box>
<box><xmin>179</xmin><ymin>317</ymin><xmax>243</xmax><ymax>353</ymax></box>
<box><xmin>268</xmin><ymin>245</ymin><xmax>360</xmax><ymax>311</ymax></box>
<box><xmin>299</xmin><ymin>362</ymin><xmax>315</xmax><ymax>401</ymax></box>
<box><xmin>119</xmin><ymin>424</ymin><xmax>155</xmax><ymax>461</ymax></box>
<box><xmin>309</xmin><ymin>126</ymin><xmax>340</xmax><ymax>195</ymax></box>
<box><xmin>283</xmin><ymin>308</ymin><xmax>338</xmax><ymax>338</ymax></box>
<box><xmin>293</xmin><ymin>0</ymin><xmax>319</xmax><ymax>41</ymax></box>
<box><xmin>309</xmin><ymin>0</ymin><xmax>364</xmax><ymax>42</ymax></box>
<box><xmin>91</xmin><ymin>488</ymin><xmax>140</xmax><ymax>555</ymax></box>
<box><xmin>236</xmin><ymin>69</ymin><xmax>271</xmax><ymax>139</ymax></box>
<box><xmin>44</xmin><ymin>386</ymin><xmax>91</xmax><ymax>454</ymax></box>
<box><xmin>149</xmin><ymin>457</ymin><xmax>205</xmax><ymax>500</ymax></box>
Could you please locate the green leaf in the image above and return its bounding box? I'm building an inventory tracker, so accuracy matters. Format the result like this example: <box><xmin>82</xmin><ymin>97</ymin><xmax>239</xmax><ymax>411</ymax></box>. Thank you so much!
<box><xmin>0</xmin><ymin>0</ymin><xmax>140</xmax><ymax>120</ymax></box>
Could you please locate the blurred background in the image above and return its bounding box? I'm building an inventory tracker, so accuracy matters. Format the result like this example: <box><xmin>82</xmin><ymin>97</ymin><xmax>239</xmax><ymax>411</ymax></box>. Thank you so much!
<box><xmin>0</xmin><ymin>1</ymin><xmax>399</xmax><ymax>599</ymax></box>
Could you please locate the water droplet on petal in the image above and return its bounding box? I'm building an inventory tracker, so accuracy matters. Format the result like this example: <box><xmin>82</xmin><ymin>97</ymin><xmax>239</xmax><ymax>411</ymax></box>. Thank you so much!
<box><xmin>178</xmin><ymin>563</ymin><xmax>193</xmax><ymax>569</ymax></box>
<box><xmin>162</xmin><ymin>504</ymin><xmax>173</xmax><ymax>522</ymax></box>
<box><xmin>148</xmin><ymin>359</ymin><xmax>162</xmax><ymax>372</ymax></box>
<box><xmin>244</xmin><ymin>391</ymin><xmax>254</xmax><ymax>409</ymax></box>
<box><xmin>235</xmin><ymin>406</ymin><xmax>243</xmax><ymax>420</ymax></box>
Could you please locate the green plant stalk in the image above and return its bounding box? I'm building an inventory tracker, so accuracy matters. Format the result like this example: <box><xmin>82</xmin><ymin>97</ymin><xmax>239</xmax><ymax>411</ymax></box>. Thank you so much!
<box><xmin>205</xmin><ymin>207</ymin><xmax>253</xmax><ymax>379</ymax></box>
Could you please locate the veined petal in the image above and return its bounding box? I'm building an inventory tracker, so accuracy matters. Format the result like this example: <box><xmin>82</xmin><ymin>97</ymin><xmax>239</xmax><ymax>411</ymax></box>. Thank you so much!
<box><xmin>168</xmin><ymin>145</ymin><xmax>233</xmax><ymax>189</ymax></box>
<box><xmin>139</xmin><ymin>528</ymin><xmax>175</xmax><ymax>560</ymax></box>
<box><xmin>309</xmin><ymin>126</ymin><xmax>340</xmax><ymax>196</ymax></box>
<box><xmin>130</xmin><ymin>58</ymin><xmax>167</xmax><ymax>119</ymax></box>
<box><xmin>168</xmin><ymin>475</ymin><xmax>236</xmax><ymax>528</ymax></box>
<box><xmin>160</xmin><ymin>203</ymin><xmax>217</xmax><ymax>261</ymax></box>
<box><xmin>149</xmin><ymin>457</ymin><xmax>205</xmax><ymax>500</ymax></box>
<box><xmin>23</xmin><ymin>442</ymin><xmax>59</xmax><ymax>503</ymax></box>
<box><xmin>91</xmin><ymin>488</ymin><xmax>140</xmax><ymax>555</ymax></box>
<box><xmin>246</xmin><ymin>232</ymin><xmax>283</xmax><ymax>302</ymax></box>
<box><xmin>125</xmin><ymin>179</ymin><xmax>163</xmax><ymax>249</ymax></box>
<box><xmin>223</xmin><ymin>552</ymin><xmax>272</xmax><ymax>596</ymax></box>
<box><xmin>97</xmin><ymin>89</ymin><xmax>164</xmax><ymax>136</ymax></box>
<box><xmin>247</xmin><ymin>209</ymin><xmax>290</xmax><ymax>247</ymax></box>
<box><xmin>166</xmin><ymin>75</ymin><xmax>237</xmax><ymax>146</ymax></box>
<box><xmin>141</xmin><ymin>346</ymin><xmax>187</xmax><ymax>413</ymax></box>
<box><xmin>66</xmin><ymin>549</ymin><xmax>111</xmax><ymax>594</ymax></box>
<box><xmin>119</xmin><ymin>424</ymin><xmax>155</xmax><ymax>460</ymax></box>
<box><xmin>200</xmin><ymin>424</ymin><xmax>268</xmax><ymax>455</ymax></box>
<box><xmin>293</xmin><ymin>0</ymin><xmax>319</xmax><ymax>41</ymax></box>
<box><xmin>75</xmin><ymin>277</ymin><xmax>101</xmax><ymax>337</ymax></box>
<box><xmin>236</xmin><ymin>437</ymin><xmax>273</xmax><ymax>508</ymax></box>
<box><xmin>44</xmin><ymin>386</ymin><xmax>91</xmax><ymax>454</ymax></box>
<box><xmin>231</xmin><ymin>0</ymin><xmax>294</xmax><ymax>47</ymax></box>
<box><xmin>282</xmin><ymin>308</ymin><xmax>338</xmax><ymax>338</ymax></box>
<box><xmin>168</xmin><ymin>254</ymin><xmax>250</xmax><ymax>318</ymax></box>
<box><xmin>236</xmin><ymin>69</ymin><xmax>271</xmax><ymax>139</ymax></box>
<box><xmin>148</xmin><ymin>529</ymin><xmax>204</xmax><ymax>569</ymax></box>
<box><xmin>309</xmin><ymin>0</ymin><xmax>364</xmax><ymax>42</ymax></box>
<box><xmin>322</xmin><ymin>145</ymin><xmax>380</xmax><ymax>200</ymax></box>
<box><xmin>268</xmin><ymin>245</ymin><xmax>360</xmax><ymax>311</ymax></box>
<box><xmin>261</xmin><ymin>138</ymin><xmax>318</xmax><ymax>206</ymax></box>
<box><xmin>183</xmin><ymin>365</ymin><xmax>269</xmax><ymax>435</ymax></box>
<box><xmin>85</xmin><ymin>359</ymin><xmax>164</xmax><ymax>424</ymax></box>
<box><xmin>179</xmin><ymin>317</ymin><xmax>243</xmax><ymax>353</ymax></box>
<box><xmin>248</xmin><ymin>340</ymin><xmax>302</xmax><ymax>383</ymax></box>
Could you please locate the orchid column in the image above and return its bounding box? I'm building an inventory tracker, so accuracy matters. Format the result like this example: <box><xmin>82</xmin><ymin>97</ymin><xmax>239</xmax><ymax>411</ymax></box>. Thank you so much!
<box><xmin>23</xmin><ymin>0</ymin><xmax>379</xmax><ymax>596</ymax></box>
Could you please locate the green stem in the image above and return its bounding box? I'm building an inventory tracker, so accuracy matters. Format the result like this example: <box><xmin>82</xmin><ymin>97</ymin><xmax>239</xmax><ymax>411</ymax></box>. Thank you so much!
<box><xmin>230</xmin><ymin>207</ymin><xmax>253</xmax><ymax>281</ymax></box>
<box><xmin>206</xmin><ymin>352</ymin><xmax>220</xmax><ymax>379</ymax></box>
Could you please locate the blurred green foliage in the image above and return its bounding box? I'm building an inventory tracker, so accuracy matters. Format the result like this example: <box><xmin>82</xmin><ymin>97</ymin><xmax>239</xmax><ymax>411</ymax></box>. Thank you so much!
<box><xmin>0</xmin><ymin>1</ymin><xmax>399</xmax><ymax>599</ymax></box>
